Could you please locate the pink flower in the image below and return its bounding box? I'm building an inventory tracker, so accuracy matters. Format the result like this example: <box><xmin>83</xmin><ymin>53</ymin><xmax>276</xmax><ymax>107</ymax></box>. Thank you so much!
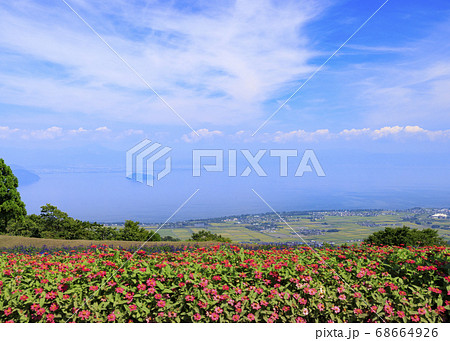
<box><xmin>317</xmin><ymin>303</ymin><xmax>325</xmax><ymax>311</ymax></box>
<box><xmin>107</xmin><ymin>313</ymin><xmax>116</xmax><ymax>322</ymax></box>
<box><xmin>157</xmin><ymin>300</ymin><xmax>166</xmax><ymax>308</ymax></box>
<box><xmin>354</xmin><ymin>308</ymin><xmax>363</xmax><ymax>315</ymax></box>
<box><xmin>50</xmin><ymin>303</ymin><xmax>59</xmax><ymax>312</ymax></box>
<box><xmin>193</xmin><ymin>313</ymin><xmax>202</xmax><ymax>321</ymax></box>
<box><xmin>417</xmin><ymin>307</ymin><xmax>426</xmax><ymax>315</ymax></box>
<box><xmin>331</xmin><ymin>306</ymin><xmax>340</xmax><ymax>314</ymax></box>
<box><xmin>89</xmin><ymin>285</ymin><xmax>98</xmax><ymax>291</ymax></box>
<box><xmin>78</xmin><ymin>310</ymin><xmax>90</xmax><ymax>320</ymax></box>
<box><xmin>232</xmin><ymin>315</ymin><xmax>240</xmax><ymax>322</ymax></box>
<box><xmin>384</xmin><ymin>304</ymin><xmax>393</xmax><ymax>315</ymax></box>
<box><xmin>214</xmin><ymin>306</ymin><xmax>223</xmax><ymax>314</ymax></box>
<box><xmin>411</xmin><ymin>315</ymin><xmax>420</xmax><ymax>322</ymax></box>
<box><xmin>298</xmin><ymin>298</ymin><xmax>307</xmax><ymax>305</ymax></box>
<box><xmin>251</xmin><ymin>302</ymin><xmax>261</xmax><ymax>310</ymax></box>
<box><xmin>210</xmin><ymin>312</ymin><xmax>220</xmax><ymax>321</ymax></box>
<box><xmin>115</xmin><ymin>287</ymin><xmax>124</xmax><ymax>294</ymax></box>
<box><xmin>137</xmin><ymin>283</ymin><xmax>146</xmax><ymax>291</ymax></box>
<box><xmin>247</xmin><ymin>313</ymin><xmax>255</xmax><ymax>321</ymax></box>
<box><xmin>338</xmin><ymin>294</ymin><xmax>346</xmax><ymax>301</ymax></box>
<box><xmin>185</xmin><ymin>295</ymin><xmax>195</xmax><ymax>302</ymax></box>
<box><xmin>302</xmin><ymin>308</ymin><xmax>309</xmax><ymax>316</ymax></box>
<box><xmin>397</xmin><ymin>311</ymin><xmax>405</xmax><ymax>318</ymax></box>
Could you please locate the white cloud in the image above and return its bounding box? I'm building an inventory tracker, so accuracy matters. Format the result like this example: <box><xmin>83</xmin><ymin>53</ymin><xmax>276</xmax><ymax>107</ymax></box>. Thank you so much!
<box><xmin>0</xmin><ymin>126</ymin><xmax>19</xmax><ymax>139</ymax></box>
<box><xmin>372</xmin><ymin>126</ymin><xmax>404</xmax><ymax>139</ymax></box>
<box><xmin>0</xmin><ymin>0</ymin><xmax>325</xmax><ymax>127</ymax></box>
<box><xmin>95</xmin><ymin>126</ymin><xmax>111</xmax><ymax>132</ymax></box>
<box><xmin>181</xmin><ymin>128</ymin><xmax>224</xmax><ymax>143</ymax></box>
<box><xmin>228</xmin><ymin>126</ymin><xmax>450</xmax><ymax>142</ymax></box>
<box><xmin>0</xmin><ymin>126</ymin><xmax>144</xmax><ymax>140</ymax></box>
<box><xmin>27</xmin><ymin>126</ymin><xmax>64</xmax><ymax>140</ymax></box>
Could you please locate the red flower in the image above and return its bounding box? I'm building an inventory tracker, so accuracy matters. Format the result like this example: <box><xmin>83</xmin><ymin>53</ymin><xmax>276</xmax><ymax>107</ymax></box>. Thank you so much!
<box><xmin>354</xmin><ymin>308</ymin><xmax>363</xmax><ymax>315</ymax></box>
<box><xmin>78</xmin><ymin>310</ymin><xmax>91</xmax><ymax>321</ymax></box>
<box><xmin>185</xmin><ymin>295</ymin><xmax>195</xmax><ymax>302</ymax></box>
<box><xmin>417</xmin><ymin>307</ymin><xmax>426</xmax><ymax>315</ymax></box>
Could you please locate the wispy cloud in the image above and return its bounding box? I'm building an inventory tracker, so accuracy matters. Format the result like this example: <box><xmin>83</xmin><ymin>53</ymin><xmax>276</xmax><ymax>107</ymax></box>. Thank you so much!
<box><xmin>0</xmin><ymin>0</ymin><xmax>324</xmax><ymax>127</ymax></box>
<box><xmin>0</xmin><ymin>126</ymin><xmax>142</xmax><ymax>140</ymax></box>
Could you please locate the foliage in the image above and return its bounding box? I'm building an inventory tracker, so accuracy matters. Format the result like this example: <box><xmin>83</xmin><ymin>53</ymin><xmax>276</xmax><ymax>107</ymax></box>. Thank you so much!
<box><xmin>0</xmin><ymin>159</ymin><xmax>26</xmax><ymax>233</ymax></box>
<box><xmin>189</xmin><ymin>230</ymin><xmax>231</xmax><ymax>242</ymax></box>
<box><xmin>7</xmin><ymin>205</ymin><xmax>161</xmax><ymax>242</ymax></box>
<box><xmin>365</xmin><ymin>226</ymin><xmax>446</xmax><ymax>247</ymax></box>
<box><xmin>0</xmin><ymin>244</ymin><xmax>448</xmax><ymax>323</ymax></box>
<box><xmin>118</xmin><ymin>220</ymin><xmax>161</xmax><ymax>242</ymax></box>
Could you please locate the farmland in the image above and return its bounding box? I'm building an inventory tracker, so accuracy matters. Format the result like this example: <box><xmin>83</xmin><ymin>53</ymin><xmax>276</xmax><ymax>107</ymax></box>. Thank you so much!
<box><xmin>136</xmin><ymin>208</ymin><xmax>450</xmax><ymax>246</ymax></box>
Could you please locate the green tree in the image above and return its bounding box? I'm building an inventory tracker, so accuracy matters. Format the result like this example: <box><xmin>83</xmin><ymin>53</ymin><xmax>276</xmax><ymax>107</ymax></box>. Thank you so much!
<box><xmin>364</xmin><ymin>225</ymin><xmax>445</xmax><ymax>246</ymax></box>
<box><xmin>0</xmin><ymin>159</ymin><xmax>26</xmax><ymax>233</ymax></box>
<box><xmin>189</xmin><ymin>230</ymin><xmax>231</xmax><ymax>242</ymax></box>
<box><xmin>119</xmin><ymin>220</ymin><xmax>161</xmax><ymax>241</ymax></box>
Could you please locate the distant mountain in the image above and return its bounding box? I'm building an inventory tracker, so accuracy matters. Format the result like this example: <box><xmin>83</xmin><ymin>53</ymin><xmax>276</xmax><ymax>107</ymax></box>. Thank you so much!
<box><xmin>10</xmin><ymin>166</ymin><xmax>40</xmax><ymax>186</ymax></box>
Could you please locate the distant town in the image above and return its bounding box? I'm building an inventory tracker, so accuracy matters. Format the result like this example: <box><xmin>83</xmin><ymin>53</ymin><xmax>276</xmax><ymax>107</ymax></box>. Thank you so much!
<box><xmin>102</xmin><ymin>207</ymin><xmax>450</xmax><ymax>246</ymax></box>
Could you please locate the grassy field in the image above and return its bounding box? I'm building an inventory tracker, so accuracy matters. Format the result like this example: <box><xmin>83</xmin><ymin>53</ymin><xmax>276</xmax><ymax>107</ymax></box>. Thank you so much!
<box><xmin>0</xmin><ymin>235</ymin><xmax>215</xmax><ymax>249</ymax></box>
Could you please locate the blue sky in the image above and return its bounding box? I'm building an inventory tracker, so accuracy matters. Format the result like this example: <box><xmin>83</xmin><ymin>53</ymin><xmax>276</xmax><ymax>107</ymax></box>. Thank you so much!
<box><xmin>0</xmin><ymin>0</ymin><xmax>449</xmax><ymax>221</ymax></box>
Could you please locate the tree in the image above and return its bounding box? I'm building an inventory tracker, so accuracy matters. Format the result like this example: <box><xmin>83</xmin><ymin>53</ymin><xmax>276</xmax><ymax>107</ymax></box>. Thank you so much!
<box><xmin>189</xmin><ymin>230</ymin><xmax>231</xmax><ymax>242</ymax></box>
<box><xmin>364</xmin><ymin>225</ymin><xmax>445</xmax><ymax>247</ymax></box>
<box><xmin>119</xmin><ymin>220</ymin><xmax>161</xmax><ymax>241</ymax></box>
<box><xmin>0</xmin><ymin>159</ymin><xmax>26</xmax><ymax>233</ymax></box>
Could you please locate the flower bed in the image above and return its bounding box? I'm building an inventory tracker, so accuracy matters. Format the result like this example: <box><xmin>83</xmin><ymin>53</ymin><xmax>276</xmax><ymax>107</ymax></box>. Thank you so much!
<box><xmin>0</xmin><ymin>244</ymin><xmax>449</xmax><ymax>323</ymax></box>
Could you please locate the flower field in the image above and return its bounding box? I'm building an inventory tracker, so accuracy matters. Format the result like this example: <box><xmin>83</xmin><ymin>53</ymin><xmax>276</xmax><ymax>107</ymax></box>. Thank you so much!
<box><xmin>0</xmin><ymin>244</ymin><xmax>449</xmax><ymax>323</ymax></box>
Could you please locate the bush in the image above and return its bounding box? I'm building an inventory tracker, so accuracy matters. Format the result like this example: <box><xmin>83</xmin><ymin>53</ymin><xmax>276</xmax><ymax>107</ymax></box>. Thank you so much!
<box><xmin>364</xmin><ymin>225</ymin><xmax>445</xmax><ymax>246</ymax></box>
<box><xmin>188</xmin><ymin>230</ymin><xmax>231</xmax><ymax>242</ymax></box>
